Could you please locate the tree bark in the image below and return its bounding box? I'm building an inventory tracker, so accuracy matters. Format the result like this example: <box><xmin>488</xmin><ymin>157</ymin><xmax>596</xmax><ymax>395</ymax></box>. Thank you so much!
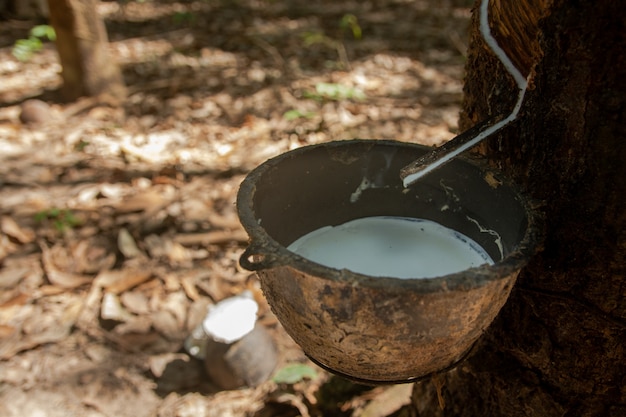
<box><xmin>412</xmin><ymin>1</ymin><xmax>626</xmax><ymax>416</ymax></box>
<box><xmin>47</xmin><ymin>0</ymin><xmax>125</xmax><ymax>101</ymax></box>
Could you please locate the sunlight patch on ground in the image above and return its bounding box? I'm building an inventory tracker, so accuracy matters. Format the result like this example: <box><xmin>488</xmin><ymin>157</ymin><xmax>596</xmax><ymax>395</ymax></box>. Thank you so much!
<box><xmin>0</xmin><ymin>47</ymin><xmax>60</xmax><ymax>101</ymax></box>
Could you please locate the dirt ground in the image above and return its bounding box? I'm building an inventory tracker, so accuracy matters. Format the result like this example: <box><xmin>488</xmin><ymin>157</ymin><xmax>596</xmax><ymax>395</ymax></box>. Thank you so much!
<box><xmin>0</xmin><ymin>0</ymin><xmax>471</xmax><ymax>415</ymax></box>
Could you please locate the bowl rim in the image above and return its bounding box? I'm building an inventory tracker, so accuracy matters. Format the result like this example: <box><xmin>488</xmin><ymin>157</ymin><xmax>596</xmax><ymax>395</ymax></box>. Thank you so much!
<box><xmin>237</xmin><ymin>139</ymin><xmax>543</xmax><ymax>293</ymax></box>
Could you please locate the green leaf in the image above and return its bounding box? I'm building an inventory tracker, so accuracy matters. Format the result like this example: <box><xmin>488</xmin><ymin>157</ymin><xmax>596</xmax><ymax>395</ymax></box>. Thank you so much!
<box><xmin>34</xmin><ymin>211</ymin><xmax>48</xmax><ymax>223</ymax></box>
<box><xmin>272</xmin><ymin>363</ymin><xmax>317</xmax><ymax>384</ymax></box>
<box><xmin>301</xmin><ymin>31</ymin><xmax>328</xmax><ymax>47</ymax></box>
<box><xmin>31</xmin><ymin>25</ymin><xmax>56</xmax><ymax>41</ymax></box>
<box><xmin>62</xmin><ymin>210</ymin><xmax>81</xmax><ymax>227</ymax></box>
<box><xmin>48</xmin><ymin>208</ymin><xmax>61</xmax><ymax>218</ymax></box>
<box><xmin>283</xmin><ymin>109</ymin><xmax>315</xmax><ymax>120</ymax></box>
<box><xmin>340</xmin><ymin>14</ymin><xmax>362</xmax><ymax>40</ymax></box>
<box><xmin>34</xmin><ymin>208</ymin><xmax>81</xmax><ymax>231</ymax></box>
<box><xmin>173</xmin><ymin>11</ymin><xmax>195</xmax><ymax>25</ymax></box>
<box><xmin>12</xmin><ymin>38</ymin><xmax>42</xmax><ymax>61</ymax></box>
<box><xmin>314</xmin><ymin>82</ymin><xmax>365</xmax><ymax>101</ymax></box>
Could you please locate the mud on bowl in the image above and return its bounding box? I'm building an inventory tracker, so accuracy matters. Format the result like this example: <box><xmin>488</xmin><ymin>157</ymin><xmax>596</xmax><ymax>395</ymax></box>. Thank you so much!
<box><xmin>236</xmin><ymin>140</ymin><xmax>540</xmax><ymax>384</ymax></box>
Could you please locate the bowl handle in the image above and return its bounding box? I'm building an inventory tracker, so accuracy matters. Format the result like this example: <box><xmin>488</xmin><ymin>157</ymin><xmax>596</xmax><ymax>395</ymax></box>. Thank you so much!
<box><xmin>239</xmin><ymin>242</ymin><xmax>280</xmax><ymax>271</ymax></box>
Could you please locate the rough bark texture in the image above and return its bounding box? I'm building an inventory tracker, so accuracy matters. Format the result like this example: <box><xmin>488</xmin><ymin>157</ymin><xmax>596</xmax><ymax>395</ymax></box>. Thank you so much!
<box><xmin>412</xmin><ymin>0</ymin><xmax>626</xmax><ymax>416</ymax></box>
<box><xmin>47</xmin><ymin>0</ymin><xmax>125</xmax><ymax>101</ymax></box>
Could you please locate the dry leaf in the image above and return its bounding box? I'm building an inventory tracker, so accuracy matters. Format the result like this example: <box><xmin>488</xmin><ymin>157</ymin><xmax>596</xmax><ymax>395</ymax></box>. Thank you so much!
<box><xmin>99</xmin><ymin>183</ymin><xmax>127</xmax><ymax>199</ymax></box>
<box><xmin>101</xmin><ymin>292</ymin><xmax>134</xmax><ymax>322</ymax></box>
<box><xmin>271</xmin><ymin>393</ymin><xmax>311</xmax><ymax>417</ymax></box>
<box><xmin>186</xmin><ymin>298</ymin><xmax>212</xmax><ymax>332</ymax></box>
<box><xmin>114</xmin><ymin>315</ymin><xmax>153</xmax><ymax>335</ymax></box>
<box><xmin>151</xmin><ymin>310</ymin><xmax>181</xmax><ymax>339</ymax></box>
<box><xmin>149</xmin><ymin>353</ymin><xmax>189</xmax><ymax>378</ymax></box>
<box><xmin>115</xmin><ymin>189</ymin><xmax>165</xmax><ymax>213</ymax></box>
<box><xmin>165</xmin><ymin>241</ymin><xmax>191</xmax><ymax>264</ymax></box>
<box><xmin>71</xmin><ymin>238</ymin><xmax>116</xmax><ymax>274</ymax></box>
<box><xmin>181</xmin><ymin>275</ymin><xmax>200</xmax><ymax>301</ymax></box>
<box><xmin>0</xmin><ymin>234</ymin><xmax>18</xmax><ymax>261</ymax></box>
<box><xmin>160</xmin><ymin>271</ymin><xmax>181</xmax><ymax>292</ymax></box>
<box><xmin>1</xmin><ymin>216</ymin><xmax>35</xmax><ymax>243</ymax></box>
<box><xmin>144</xmin><ymin>234</ymin><xmax>192</xmax><ymax>265</ymax></box>
<box><xmin>1</xmin><ymin>297</ymin><xmax>82</xmax><ymax>360</ymax></box>
<box><xmin>98</xmin><ymin>268</ymin><xmax>153</xmax><ymax>295</ymax></box>
<box><xmin>38</xmin><ymin>285</ymin><xmax>69</xmax><ymax>296</ymax></box>
<box><xmin>359</xmin><ymin>384</ymin><xmax>413</xmax><ymax>417</ymax></box>
<box><xmin>0</xmin><ymin>291</ymin><xmax>29</xmax><ymax>309</ymax></box>
<box><xmin>160</xmin><ymin>291</ymin><xmax>188</xmax><ymax>327</ymax></box>
<box><xmin>76</xmin><ymin>280</ymin><xmax>105</xmax><ymax>328</ymax></box>
<box><xmin>0</xmin><ymin>324</ymin><xmax>16</xmax><ymax>338</ymax></box>
<box><xmin>40</xmin><ymin>241</ymin><xmax>93</xmax><ymax>289</ymax></box>
<box><xmin>120</xmin><ymin>291</ymin><xmax>150</xmax><ymax>315</ymax></box>
<box><xmin>0</xmin><ymin>303</ymin><xmax>35</xmax><ymax>360</ymax></box>
<box><xmin>118</xmin><ymin>228</ymin><xmax>144</xmax><ymax>258</ymax></box>
<box><xmin>0</xmin><ymin>266</ymin><xmax>29</xmax><ymax>289</ymax></box>
<box><xmin>205</xmin><ymin>210</ymin><xmax>242</xmax><ymax>230</ymax></box>
<box><xmin>195</xmin><ymin>273</ymin><xmax>232</xmax><ymax>302</ymax></box>
<box><xmin>174</xmin><ymin>229</ymin><xmax>248</xmax><ymax>246</ymax></box>
<box><xmin>113</xmin><ymin>331</ymin><xmax>165</xmax><ymax>352</ymax></box>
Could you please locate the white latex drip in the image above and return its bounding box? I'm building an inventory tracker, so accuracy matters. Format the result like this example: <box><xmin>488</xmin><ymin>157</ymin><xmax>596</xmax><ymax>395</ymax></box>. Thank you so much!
<box><xmin>402</xmin><ymin>0</ymin><xmax>530</xmax><ymax>188</ymax></box>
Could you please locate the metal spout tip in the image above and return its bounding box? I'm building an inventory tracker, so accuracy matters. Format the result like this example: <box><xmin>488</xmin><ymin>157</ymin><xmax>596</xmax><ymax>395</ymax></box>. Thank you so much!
<box><xmin>400</xmin><ymin>118</ymin><xmax>496</xmax><ymax>187</ymax></box>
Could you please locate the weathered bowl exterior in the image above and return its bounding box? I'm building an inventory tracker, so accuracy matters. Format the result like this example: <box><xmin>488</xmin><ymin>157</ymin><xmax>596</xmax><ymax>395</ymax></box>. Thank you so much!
<box><xmin>237</xmin><ymin>140</ymin><xmax>540</xmax><ymax>383</ymax></box>
<box><xmin>257</xmin><ymin>265</ymin><xmax>517</xmax><ymax>383</ymax></box>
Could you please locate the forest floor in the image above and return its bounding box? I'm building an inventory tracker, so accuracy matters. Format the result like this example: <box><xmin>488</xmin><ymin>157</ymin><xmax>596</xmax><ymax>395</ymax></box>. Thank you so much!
<box><xmin>0</xmin><ymin>0</ymin><xmax>471</xmax><ymax>416</ymax></box>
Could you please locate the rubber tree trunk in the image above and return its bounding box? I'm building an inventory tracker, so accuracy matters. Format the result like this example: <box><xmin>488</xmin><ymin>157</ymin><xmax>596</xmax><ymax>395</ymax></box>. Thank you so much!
<box><xmin>411</xmin><ymin>0</ymin><xmax>626</xmax><ymax>416</ymax></box>
<box><xmin>47</xmin><ymin>0</ymin><xmax>125</xmax><ymax>101</ymax></box>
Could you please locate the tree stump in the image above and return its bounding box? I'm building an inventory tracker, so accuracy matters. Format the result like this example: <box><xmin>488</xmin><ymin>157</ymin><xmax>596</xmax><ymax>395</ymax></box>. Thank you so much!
<box><xmin>47</xmin><ymin>0</ymin><xmax>126</xmax><ymax>101</ymax></box>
